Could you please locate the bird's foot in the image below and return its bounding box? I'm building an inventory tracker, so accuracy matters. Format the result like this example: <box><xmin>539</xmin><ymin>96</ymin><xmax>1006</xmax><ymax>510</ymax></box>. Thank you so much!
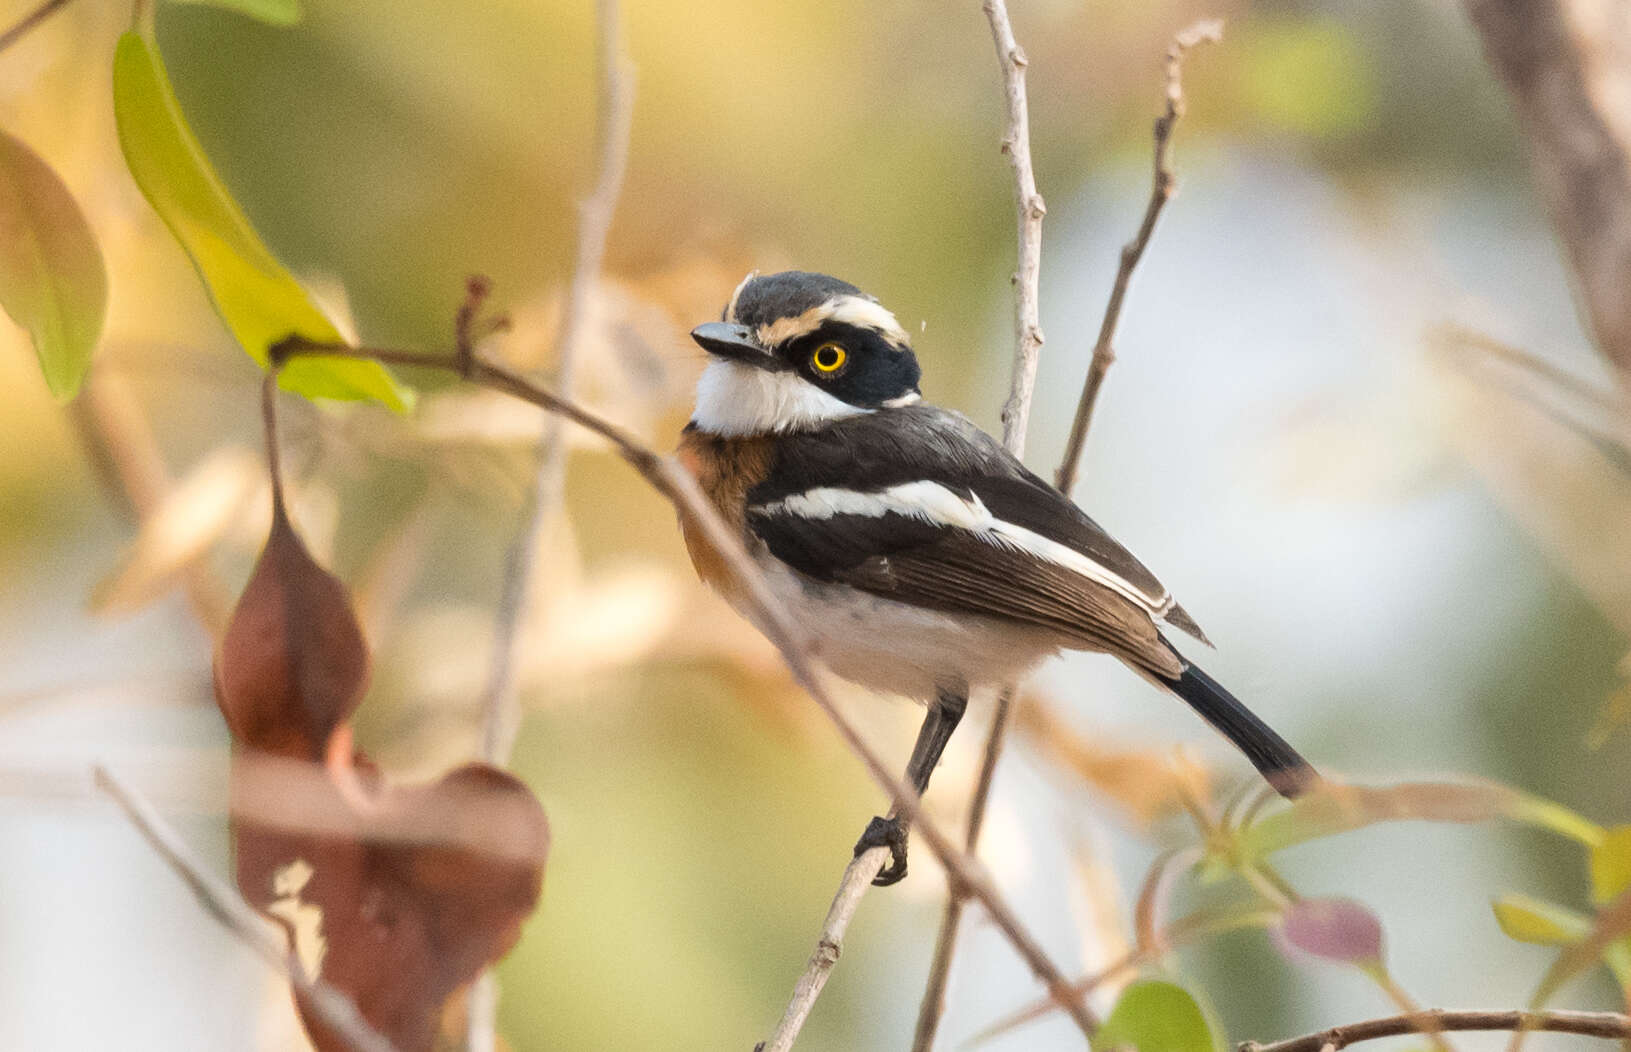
<box><xmin>853</xmin><ymin>814</ymin><xmax>908</xmax><ymax>886</ymax></box>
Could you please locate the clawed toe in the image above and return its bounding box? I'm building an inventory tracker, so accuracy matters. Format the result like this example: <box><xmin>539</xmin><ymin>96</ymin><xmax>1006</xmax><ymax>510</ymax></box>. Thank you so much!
<box><xmin>853</xmin><ymin>814</ymin><xmax>909</xmax><ymax>886</ymax></box>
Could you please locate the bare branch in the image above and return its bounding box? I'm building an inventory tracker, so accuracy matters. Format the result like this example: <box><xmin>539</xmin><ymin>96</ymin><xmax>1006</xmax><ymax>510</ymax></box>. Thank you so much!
<box><xmin>1241</xmin><ymin>1009</ymin><xmax>1631</xmax><ymax>1052</ymax></box>
<box><xmin>914</xmin><ymin>19</ymin><xmax>1222</xmax><ymax>1048</ymax></box>
<box><xmin>92</xmin><ymin>765</ymin><xmax>400</xmax><ymax>1052</ymax></box>
<box><xmin>756</xmin><ymin>849</ymin><xmax>889</xmax><ymax>1052</ymax></box>
<box><xmin>268</xmin><ymin>335</ymin><xmax>1099</xmax><ymax>1041</ymax></box>
<box><xmin>910</xmin><ymin>687</ymin><xmax>1015</xmax><ymax>1051</ymax></box>
<box><xmin>909</xmin><ymin>5</ymin><xmax>1062</xmax><ymax>1046</ymax></box>
<box><xmin>1054</xmin><ymin>18</ymin><xmax>1221</xmax><ymax>495</ymax></box>
<box><xmin>986</xmin><ymin>0</ymin><xmax>1048</xmax><ymax>455</ymax></box>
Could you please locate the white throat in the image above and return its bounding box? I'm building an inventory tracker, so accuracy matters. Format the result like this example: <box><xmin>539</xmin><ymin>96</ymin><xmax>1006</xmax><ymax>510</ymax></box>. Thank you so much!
<box><xmin>691</xmin><ymin>359</ymin><xmax>870</xmax><ymax>437</ymax></box>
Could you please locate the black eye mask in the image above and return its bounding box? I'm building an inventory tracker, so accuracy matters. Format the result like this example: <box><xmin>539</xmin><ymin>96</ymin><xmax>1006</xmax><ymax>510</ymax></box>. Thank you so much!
<box><xmin>779</xmin><ymin>323</ymin><xmax>921</xmax><ymax>408</ymax></box>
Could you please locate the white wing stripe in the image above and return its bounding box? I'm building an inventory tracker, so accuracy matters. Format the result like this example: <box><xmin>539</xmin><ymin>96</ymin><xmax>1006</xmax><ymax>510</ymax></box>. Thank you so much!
<box><xmin>753</xmin><ymin>482</ymin><xmax>1170</xmax><ymax>612</ymax></box>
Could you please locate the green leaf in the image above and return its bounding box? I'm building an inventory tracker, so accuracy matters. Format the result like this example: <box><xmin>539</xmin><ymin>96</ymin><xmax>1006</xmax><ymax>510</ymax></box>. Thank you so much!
<box><xmin>1530</xmin><ymin>887</ymin><xmax>1631</xmax><ymax>1008</ymax></box>
<box><xmin>164</xmin><ymin>0</ymin><xmax>302</xmax><ymax>26</ymax></box>
<box><xmin>1094</xmin><ymin>980</ymin><xmax>1219</xmax><ymax>1052</ymax></box>
<box><xmin>1238</xmin><ymin>781</ymin><xmax>1603</xmax><ymax>861</ymax></box>
<box><xmin>0</xmin><ymin>129</ymin><xmax>108</xmax><ymax>400</ymax></box>
<box><xmin>1590</xmin><ymin>826</ymin><xmax>1631</xmax><ymax>904</ymax></box>
<box><xmin>111</xmin><ymin>32</ymin><xmax>410</xmax><ymax>409</ymax></box>
<box><xmin>1493</xmin><ymin>894</ymin><xmax>1593</xmax><ymax>945</ymax></box>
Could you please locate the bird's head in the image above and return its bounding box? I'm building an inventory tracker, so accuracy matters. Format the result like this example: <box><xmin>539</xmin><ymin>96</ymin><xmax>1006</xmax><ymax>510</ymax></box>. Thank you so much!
<box><xmin>688</xmin><ymin>271</ymin><xmax>922</xmax><ymax>436</ymax></box>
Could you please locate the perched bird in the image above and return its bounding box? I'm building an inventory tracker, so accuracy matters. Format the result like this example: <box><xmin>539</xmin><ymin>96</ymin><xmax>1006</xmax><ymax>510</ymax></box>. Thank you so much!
<box><xmin>677</xmin><ymin>270</ymin><xmax>1318</xmax><ymax>885</ymax></box>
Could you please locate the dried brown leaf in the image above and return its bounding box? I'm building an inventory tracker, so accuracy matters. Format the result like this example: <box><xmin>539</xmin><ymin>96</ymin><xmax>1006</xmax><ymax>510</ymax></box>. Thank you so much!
<box><xmin>235</xmin><ymin>758</ymin><xmax>547</xmax><ymax>1052</ymax></box>
<box><xmin>214</xmin><ymin>501</ymin><xmax>370</xmax><ymax>759</ymax></box>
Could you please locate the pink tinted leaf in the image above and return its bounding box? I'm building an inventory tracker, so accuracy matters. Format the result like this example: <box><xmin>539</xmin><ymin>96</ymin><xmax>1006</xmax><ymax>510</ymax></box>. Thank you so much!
<box><xmin>1278</xmin><ymin>897</ymin><xmax>1383</xmax><ymax>966</ymax></box>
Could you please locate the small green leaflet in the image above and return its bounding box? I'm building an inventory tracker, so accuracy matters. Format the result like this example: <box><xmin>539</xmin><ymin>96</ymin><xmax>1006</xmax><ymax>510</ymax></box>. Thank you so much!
<box><xmin>0</xmin><ymin>129</ymin><xmax>108</xmax><ymax>400</ymax></box>
<box><xmin>164</xmin><ymin>0</ymin><xmax>302</xmax><ymax>26</ymax></box>
<box><xmin>1093</xmin><ymin>980</ymin><xmax>1220</xmax><ymax>1052</ymax></box>
<box><xmin>1590</xmin><ymin>826</ymin><xmax>1631</xmax><ymax>904</ymax></box>
<box><xmin>111</xmin><ymin>32</ymin><xmax>411</xmax><ymax>410</ymax></box>
<box><xmin>1492</xmin><ymin>894</ymin><xmax>1592</xmax><ymax>946</ymax></box>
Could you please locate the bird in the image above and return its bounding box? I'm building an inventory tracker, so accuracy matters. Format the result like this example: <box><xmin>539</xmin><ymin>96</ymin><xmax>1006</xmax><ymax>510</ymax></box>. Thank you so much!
<box><xmin>676</xmin><ymin>269</ymin><xmax>1319</xmax><ymax>886</ymax></box>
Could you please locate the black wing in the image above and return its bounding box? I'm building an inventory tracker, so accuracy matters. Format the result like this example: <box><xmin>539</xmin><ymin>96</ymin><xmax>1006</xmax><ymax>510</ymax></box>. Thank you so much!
<box><xmin>745</xmin><ymin>405</ymin><xmax>1203</xmax><ymax>675</ymax></box>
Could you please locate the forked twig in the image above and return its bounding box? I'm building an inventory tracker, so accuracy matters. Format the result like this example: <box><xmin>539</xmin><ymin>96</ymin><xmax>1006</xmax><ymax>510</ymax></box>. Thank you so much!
<box><xmin>1055</xmin><ymin>18</ymin><xmax>1221</xmax><ymax>495</ymax></box>
<box><xmin>915</xmin><ymin>18</ymin><xmax>1222</xmax><ymax>1050</ymax></box>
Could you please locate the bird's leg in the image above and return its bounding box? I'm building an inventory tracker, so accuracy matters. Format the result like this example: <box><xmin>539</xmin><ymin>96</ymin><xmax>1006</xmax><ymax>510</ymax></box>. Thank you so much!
<box><xmin>854</xmin><ymin>686</ymin><xmax>968</xmax><ymax>887</ymax></box>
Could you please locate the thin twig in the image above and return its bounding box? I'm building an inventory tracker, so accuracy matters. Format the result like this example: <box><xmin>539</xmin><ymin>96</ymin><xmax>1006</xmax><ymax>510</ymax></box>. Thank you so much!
<box><xmin>1240</xmin><ymin>1010</ymin><xmax>1631</xmax><ymax>1052</ymax></box>
<box><xmin>986</xmin><ymin>0</ymin><xmax>1047</xmax><ymax>455</ymax></box>
<box><xmin>910</xmin><ymin>5</ymin><xmax>1052</xmax><ymax>1046</ymax></box>
<box><xmin>1363</xmin><ymin>967</ymin><xmax>1455</xmax><ymax>1052</ymax></box>
<box><xmin>911</xmin><ymin>687</ymin><xmax>1015</xmax><ymax>1050</ymax></box>
<box><xmin>1054</xmin><ymin>18</ymin><xmax>1221</xmax><ymax>495</ymax></box>
<box><xmin>466</xmin><ymin>5</ymin><xmax>634</xmax><ymax>1045</ymax></box>
<box><xmin>757</xmin><ymin>848</ymin><xmax>890</xmax><ymax>1052</ymax></box>
<box><xmin>0</xmin><ymin>0</ymin><xmax>72</xmax><ymax>54</ymax></box>
<box><xmin>93</xmin><ymin>765</ymin><xmax>400</xmax><ymax>1052</ymax></box>
<box><xmin>970</xmin><ymin>905</ymin><xmax>1280</xmax><ymax>1045</ymax></box>
<box><xmin>917</xmin><ymin>22</ymin><xmax>1224</xmax><ymax>1047</ymax></box>
<box><xmin>268</xmin><ymin>335</ymin><xmax>1100</xmax><ymax>1041</ymax></box>
<box><xmin>476</xmin><ymin>0</ymin><xmax>636</xmax><ymax>767</ymax></box>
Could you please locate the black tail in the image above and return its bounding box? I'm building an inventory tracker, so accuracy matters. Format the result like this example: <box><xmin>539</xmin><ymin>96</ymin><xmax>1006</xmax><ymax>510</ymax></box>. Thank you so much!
<box><xmin>1164</xmin><ymin>662</ymin><xmax>1319</xmax><ymax>798</ymax></box>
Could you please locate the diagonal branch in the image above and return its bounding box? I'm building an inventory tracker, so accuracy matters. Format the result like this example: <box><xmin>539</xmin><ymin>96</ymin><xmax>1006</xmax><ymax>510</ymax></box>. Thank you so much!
<box><xmin>1054</xmin><ymin>18</ymin><xmax>1221</xmax><ymax>495</ymax></box>
<box><xmin>267</xmin><ymin>334</ymin><xmax>1100</xmax><ymax>1042</ymax></box>
<box><xmin>93</xmin><ymin>765</ymin><xmax>400</xmax><ymax>1052</ymax></box>
<box><xmin>1241</xmin><ymin>1009</ymin><xmax>1631</xmax><ymax>1052</ymax></box>
<box><xmin>756</xmin><ymin>851</ymin><xmax>884</xmax><ymax>1052</ymax></box>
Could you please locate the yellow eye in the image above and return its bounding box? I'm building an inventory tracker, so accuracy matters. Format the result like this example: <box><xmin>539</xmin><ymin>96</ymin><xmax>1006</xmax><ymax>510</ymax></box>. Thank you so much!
<box><xmin>811</xmin><ymin>343</ymin><xmax>847</xmax><ymax>373</ymax></box>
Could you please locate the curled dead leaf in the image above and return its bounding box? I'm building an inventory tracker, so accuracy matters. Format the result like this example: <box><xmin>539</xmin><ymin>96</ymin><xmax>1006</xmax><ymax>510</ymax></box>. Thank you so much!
<box><xmin>234</xmin><ymin>756</ymin><xmax>548</xmax><ymax>1052</ymax></box>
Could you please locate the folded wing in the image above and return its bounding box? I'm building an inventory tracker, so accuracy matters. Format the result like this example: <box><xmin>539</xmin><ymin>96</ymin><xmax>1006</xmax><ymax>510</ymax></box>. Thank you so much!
<box><xmin>746</xmin><ymin>406</ymin><xmax>1206</xmax><ymax>677</ymax></box>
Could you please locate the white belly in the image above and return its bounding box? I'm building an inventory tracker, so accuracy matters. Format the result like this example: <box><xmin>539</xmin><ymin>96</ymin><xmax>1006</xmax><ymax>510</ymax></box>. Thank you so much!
<box><xmin>743</xmin><ymin>553</ymin><xmax>1064</xmax><ymax>703</ymax></box>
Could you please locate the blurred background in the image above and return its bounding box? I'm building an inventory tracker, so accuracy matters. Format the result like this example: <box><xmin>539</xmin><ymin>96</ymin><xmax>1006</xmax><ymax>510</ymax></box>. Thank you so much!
<box><xmin>2</xmin><ymin>0</ymin><xmax>1629</xmax><ymax>1048</ymax></box>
